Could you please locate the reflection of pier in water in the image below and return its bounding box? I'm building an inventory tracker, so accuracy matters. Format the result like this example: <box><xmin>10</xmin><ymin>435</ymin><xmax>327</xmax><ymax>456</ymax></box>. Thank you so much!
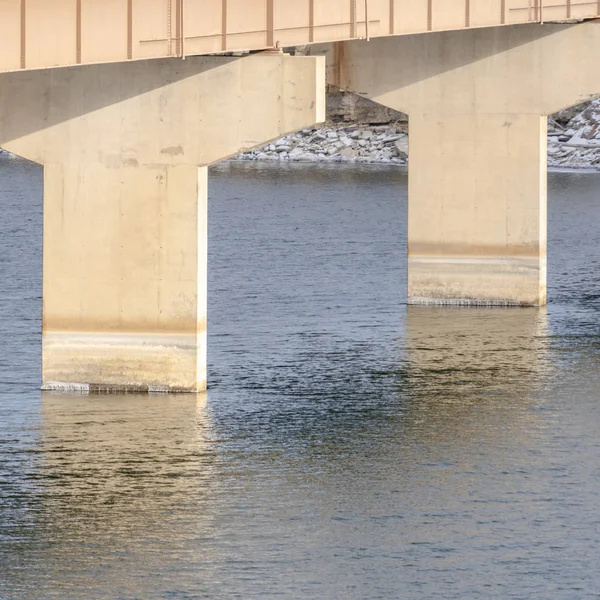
<box><xmin>403</xmin><ymin>306</ymin><xmax>549</xmax><ymax>401</ymax></box>
<box><xmin>398</xmin><ymin>306</ymin><xmax>551</xmax><ymax>463</ymax></box>
<box><xmin>289</xmin><ymin>307</ymin><xmax>558</xmax><ymax>566</ymax></box>
<box><xmin>0</xmin><ymin>307</ymin><xmax>575</xmax><ymax>598</ymax></box>
<box><xmin>4</xmin><ymin>393</ymin><xmax>215</xmax><ymax>597</ymax></box>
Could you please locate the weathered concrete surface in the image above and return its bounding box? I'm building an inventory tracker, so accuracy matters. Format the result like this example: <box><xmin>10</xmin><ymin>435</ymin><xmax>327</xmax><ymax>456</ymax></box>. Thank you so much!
<box><xmin>41</xmin><ymin>164</ymin><xmax>208</xmax><ymax>392</ymax></box>
<box><xmin>318</xmin><ymin>21</ymin><xmax>600</xmax><ymax>305</ymax></box>
<box><xmin>0</xmin><ymin>54</ymin><xmax>326</xmax><ymax>166</ymax></box>
<box><xmin>325</xmin><ymin>22</ymin><xmax>600</xmax><ymax>117</ymax></box>
<box><xmin>326</xmin><ymin>86</ymin><xmax>405</xmax><ymax>124</ymax></box>
<box><xmin>408</xmin><ymin>114</ymin><xmax>547</xmax><ymax>306</ymax></box>
<box><xmin>0</xmin><ymin>54</ymin><xmax>325</xmax><ymax>391</ymax></box>
<box><xmin>3</xmin><ymin>0</ymin><xmax>592</xmax><ymax>74</ymax></box>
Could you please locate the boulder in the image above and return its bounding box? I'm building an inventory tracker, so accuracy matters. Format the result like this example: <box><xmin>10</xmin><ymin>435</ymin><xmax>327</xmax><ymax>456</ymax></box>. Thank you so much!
<box><xmin>297</xmin><ymin>152</ymin><xmax>317</xmax><ymax>162</ymax></box>
<box><xmin>395</xmin><ymin>136</ymin><xmax>409</xmax><ymax>157</ymax></box>
<box><xmin>340</xmin><ymin>148</ymin><xmax>358</xmax><ymax>159</ymax></box>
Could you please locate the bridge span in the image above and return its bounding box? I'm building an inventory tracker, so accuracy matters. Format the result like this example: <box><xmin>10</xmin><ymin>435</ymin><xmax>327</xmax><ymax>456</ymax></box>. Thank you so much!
<box><xmin>0</xmin><ymin>2</ymin><xmax>599</xmax><ymax>393</ymax></box>
<box><xmin>0</xmin><ymin>0</ymin><xmax>598</xmax><ymax>72</ymax></box>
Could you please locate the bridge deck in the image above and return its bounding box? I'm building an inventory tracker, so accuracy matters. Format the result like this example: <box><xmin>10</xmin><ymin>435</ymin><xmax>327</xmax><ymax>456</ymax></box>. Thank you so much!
<box><xmin>0</xmin><ymin>0</ymin><xmax>598</xmax><ymax>74</ymax></box>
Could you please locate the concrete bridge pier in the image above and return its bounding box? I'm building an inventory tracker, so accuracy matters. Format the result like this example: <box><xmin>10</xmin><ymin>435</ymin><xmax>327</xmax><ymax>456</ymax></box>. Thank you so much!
<box><xmin>0</xmin><ymin>54</ymin><xmax>325</xmax><ymax>392</ymax></box>
<box><xmin>41</xmin><ymin>162</ymin><xmax>210</xmax><ymax>393</ymax></box>
<box><xmin>407</xmin><ymin>113</ymin><xmax>547</xmax><ymax>306</ymax></box>
<box><xmin>326</xmin><ymin>20</ymin><xmax>600</xmax><ymax>306</ymax></box>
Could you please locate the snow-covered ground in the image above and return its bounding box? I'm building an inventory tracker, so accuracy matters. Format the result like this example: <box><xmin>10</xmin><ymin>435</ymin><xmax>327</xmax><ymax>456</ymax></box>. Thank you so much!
<box><xmin>235</xmin><ymin>123</ymin><xmax>409</xmax><ymax>166</ymax></box>
<box><xmin>548</xmin><ymin>98</ymin><xmax>600</xmax><ymax>170</ymax></box>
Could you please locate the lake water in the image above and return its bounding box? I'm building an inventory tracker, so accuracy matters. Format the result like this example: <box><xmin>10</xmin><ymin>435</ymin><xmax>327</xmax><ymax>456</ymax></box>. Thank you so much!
<box><xmin>1</xmin><ymin>158</ymin><xmax>600</xmax><ymax>599</ymax></box>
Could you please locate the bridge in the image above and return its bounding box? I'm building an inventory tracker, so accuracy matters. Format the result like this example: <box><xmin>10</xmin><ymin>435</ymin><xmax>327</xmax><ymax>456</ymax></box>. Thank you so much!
<box><xmin>0</xmin><ymin>1</ymin><xmax>599</xmax><ymax>71</ymax></box>
<box><xmin>0</xmin><ymin>1</ymin><xmax>599</xmax><ymax>393</ymax></box>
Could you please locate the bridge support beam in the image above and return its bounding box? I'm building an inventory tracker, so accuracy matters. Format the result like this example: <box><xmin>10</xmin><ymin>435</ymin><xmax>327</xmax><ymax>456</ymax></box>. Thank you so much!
<box><xmin>408</xmin><ymin>113</ymin><xmax>547</xmax><ymax>306</ymax></box>
<box><xmin>0</xmin><ymin>54</ymin><xmax>325</xmax><ymax>391</ymax></box>
<box><xmin>42</xmin><ymin>163</ymin><xmax>209</xmax><ymax>392</ymax></box>
<box><xmin>324</xmin><ymin>21</ymin><xmax>600</xmax><ymax>306</ymax></box>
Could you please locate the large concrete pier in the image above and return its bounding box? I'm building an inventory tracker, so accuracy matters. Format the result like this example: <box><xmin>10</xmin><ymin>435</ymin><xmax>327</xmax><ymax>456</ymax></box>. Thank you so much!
<box><xmin>321</xmin><ymin>21</ymin><xmax>600</xmax><ymax>306</ymax></box>
<box><xmin>0</xmin><ymin>54</ymin><xmax>324</xmax><ymax>391</ymax></box>
<box><xmin>1</xmin><ymin>1</ymin><xmax>600</xmax><ymax>391</ymax></box>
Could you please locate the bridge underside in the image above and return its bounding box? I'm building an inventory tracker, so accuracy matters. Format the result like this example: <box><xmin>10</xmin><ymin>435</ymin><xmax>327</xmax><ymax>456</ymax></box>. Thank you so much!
<box><xmin>0</xmin><ymin>20</ymin><xmax>599</xmax><ymax>391</ymax></box>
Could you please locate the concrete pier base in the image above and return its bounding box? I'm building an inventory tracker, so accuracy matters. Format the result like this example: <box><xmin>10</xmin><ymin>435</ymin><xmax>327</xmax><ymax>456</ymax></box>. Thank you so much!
<box><xmin>408</xmin><ymin>114</ymin><xmax>547</xmax><ymax>306</ymax></box>
<box><xmin>41</xmin><ymin>164</ymin><xmax>208</xmax><ymax>392</ymax></box>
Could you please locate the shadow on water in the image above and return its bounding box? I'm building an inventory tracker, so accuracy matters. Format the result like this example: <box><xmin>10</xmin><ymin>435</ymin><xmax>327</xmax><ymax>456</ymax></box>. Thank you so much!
<box><xmin>206</xmin><ymin>305</ymin><xmax>551</xmax><ymax>465</ymax></box>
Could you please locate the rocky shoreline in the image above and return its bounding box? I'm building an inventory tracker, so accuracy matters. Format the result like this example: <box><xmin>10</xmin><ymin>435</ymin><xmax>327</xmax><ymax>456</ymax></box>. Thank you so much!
<box><xmin>236</xmin><ymin>123</ymin><xmax>409</xmax><ymax>166</ymax></box>
<box><xmin>236</xmin><ymin>98</ymin><xmax>600</xmax><ymax>171</ymax></box>
<box><xmin>547</xmin><ymin>99</ymin><xmax>600</xmax><ymax>170</ymax></box>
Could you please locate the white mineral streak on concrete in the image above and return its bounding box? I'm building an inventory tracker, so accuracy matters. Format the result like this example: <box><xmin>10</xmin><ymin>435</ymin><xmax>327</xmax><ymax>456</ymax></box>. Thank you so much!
<box><xmin>42</xmin><ymin>331</ymin><xmax>204</xmax><ymax>393</ymax></box>
<box><xmin>42</xmin><ymin>382</ymin><xmax>91</xmax><ymax>393</ymax></box>
<box><xmin>408</xmin><ymin>256</ymin><xmax>546</xmax><ymax>307</ymax></box>
<box><xmin>407</xmin><ymin>297</ymin><xmax>527</xmax><ymax>307</ymax></box>
<box><xmin>409</xmin><ymin>256</ymin><xmax>542</xmax><ymax>268</ymax></box>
